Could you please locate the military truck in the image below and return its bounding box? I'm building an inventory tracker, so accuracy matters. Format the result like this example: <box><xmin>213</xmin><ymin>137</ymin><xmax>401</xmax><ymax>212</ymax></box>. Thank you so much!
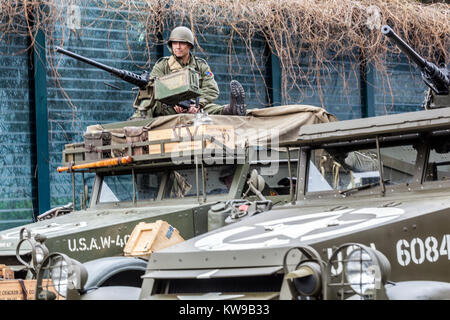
<box><xmin>14</xmin><ymin>24</ymin><xmax>450</xmax><ymax>301</ymax></box>
<box><xmin>31</xmin><ymin>103</ymin><xmax>450</xmax><ymax>300</ymax></box>
<box><xmin>128</xmin><ymin>25</ymin><xmax>450</xmax><ymax>301</ymax></box>
<box><xmin>0</xmin><ymin>105</ymin><xmax>336</xmax><ymax>276</ymax></box>
<box><xmin>0</xmin><ymin>47</ymin><xmax>336</xmax><ymax>284</ymax></box>
<box><xmin>35</xmin><ymin>24</ymin><xmax>443</xmax><ymax>300</ymax></box>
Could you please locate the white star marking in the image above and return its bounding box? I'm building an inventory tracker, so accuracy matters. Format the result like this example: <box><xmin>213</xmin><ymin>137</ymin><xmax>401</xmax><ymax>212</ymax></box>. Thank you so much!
<box><xmin>194</xmin><ymin>207</ymin><xmax>404</xmax><ymax>251</ymax></box>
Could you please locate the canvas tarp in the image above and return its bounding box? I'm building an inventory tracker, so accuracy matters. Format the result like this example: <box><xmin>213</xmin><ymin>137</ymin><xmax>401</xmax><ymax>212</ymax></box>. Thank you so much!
<box><xmin>87</xmin><ymin>105</ymin><xmax>337</xmax><ymax>148</ymax></box>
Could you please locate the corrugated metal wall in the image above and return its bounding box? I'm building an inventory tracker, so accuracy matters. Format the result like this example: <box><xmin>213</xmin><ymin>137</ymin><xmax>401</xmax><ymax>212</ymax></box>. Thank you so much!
<box><xmin>373</xmin><ymin>55</ymin><xmax>425</xmax><ymax>115</ymax></box>
<box><xmin>47</xmin><ymin>3</ymin><xmax>155</xmax><ymax>208</ymax></box>
<box><xmin>285</xmin><ymin>55</ymin><xmax>362</xmax><ymax>120</ymax></box>
<box><xmin>0</xmin><ymin>0</ymin><xmax>428</xmax><ymax>230</ymax></box>
<box><xmin>0</xmin><ymin>34</ymin><xmax>37</xmax><ymax>229</ymax></box>
<box><xmin>194</xmin><ymin>24</ymin><xmax>270</xmax><ymax>107</ymax></box>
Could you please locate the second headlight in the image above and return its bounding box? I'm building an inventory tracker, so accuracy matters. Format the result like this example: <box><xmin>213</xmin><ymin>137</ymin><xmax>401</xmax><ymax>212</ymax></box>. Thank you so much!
<box><xmin>36</xmin><ymin>253</ymin><xmax>88</xmax><ymax>299</ymax></box>
<box><xmin>339</xmin><ymin>244</ymin><xmax>391</xmax><ymax>298</ymax></box>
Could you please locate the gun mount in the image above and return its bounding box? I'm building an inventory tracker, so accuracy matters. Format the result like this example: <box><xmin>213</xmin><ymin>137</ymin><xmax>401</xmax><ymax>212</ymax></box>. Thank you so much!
<box><xmin>381</xmin><ymin>25</ymin><xmax>449</xmax><ymax>96</ymax></box>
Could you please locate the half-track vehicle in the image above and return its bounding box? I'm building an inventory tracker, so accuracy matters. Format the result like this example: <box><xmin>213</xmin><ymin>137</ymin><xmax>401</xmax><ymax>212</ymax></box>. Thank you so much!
<box><xmin>136</xmin><ymin>104</ymin><xmax>450</xmax><ymax>300</ymax></box>
<box><xmin>126</xmin><ymin>26</ymin><xmax>450</xmax><ymax>299</ymax></box>
<box><xmin>0</xmin><ymin>108</ymin><xmax>334</xmax><ymax>272</ymax></box>
<box><xmin>0</xmin><ymin>47</ymin><xmax>336</xmax><ymax>286</ymax></box>
<box><xmin>128</xmin><ymin>25</ymin><xmax>449</xmax><ymax>301</ymax></box>
<box><xmin>11</xmin><ymin>24</ymin><xmax>449</xmax><ymax>301</ymax></box>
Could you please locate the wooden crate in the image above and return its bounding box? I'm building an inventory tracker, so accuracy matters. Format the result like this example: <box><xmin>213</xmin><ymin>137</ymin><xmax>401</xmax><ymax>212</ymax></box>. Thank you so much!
<box><xmin>0</xmin><ymin>264</ymin><xmax>14</xmax><ymax>280</ymax></box>
<box><xmin>148</xmin><ymin>124</ymin><xmax>235</xmax><ymax>155</ymax></box>
<box><xmin>0</xmin><ymin>280</ymin><xmax>37</xmax><ymax>300</ymax></box>
<box><xmin>0</xmin><ymin>279</ymin><xmax>61</xmax><ymax>300</ymax></box>
<box><xmin>124</xmin><ymin>220</ymin><xmax>184</xmax><ymax>258</ymax></box>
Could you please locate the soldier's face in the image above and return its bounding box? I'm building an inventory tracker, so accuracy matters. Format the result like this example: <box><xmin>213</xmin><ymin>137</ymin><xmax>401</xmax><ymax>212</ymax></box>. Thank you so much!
<box><xmin>172</xmin><ymin>41</ymin><xmax>191</xmax><ymax>60</ymax></box>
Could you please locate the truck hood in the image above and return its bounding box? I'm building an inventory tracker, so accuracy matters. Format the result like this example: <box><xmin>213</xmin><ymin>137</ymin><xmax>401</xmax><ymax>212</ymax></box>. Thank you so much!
<box><xmin>0</xmin><ymin>203</ymin><xmax>198</xmax><ymax>256</ymax></box>
<box><xmin>146</xmin><ymin>193</ymin><xmax>450</xmax><ymax>271</ymax></box>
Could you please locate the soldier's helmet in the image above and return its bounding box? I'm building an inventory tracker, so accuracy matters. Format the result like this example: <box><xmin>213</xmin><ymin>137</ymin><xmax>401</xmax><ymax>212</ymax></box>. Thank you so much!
<box><xmin>168</xmin><ymin>26</ymin><xmax>195</xmax><ymax>48</ymax></box>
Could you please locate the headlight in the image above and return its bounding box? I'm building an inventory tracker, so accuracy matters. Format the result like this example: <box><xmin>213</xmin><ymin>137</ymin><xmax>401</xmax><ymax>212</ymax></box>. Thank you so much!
<box><xmin>345</xmin><ymin>248</ymin><xmax>376</xmax><ymax>295</ymax></box>
<box><xmin>15</xmin><ymin>228</ymin><xmax>49</xmax><ymax>272</ymax></box>
<box><xmin>36</xmin><ymin>253</ymin><xmax>88</xmax><ymax>300</ymax></box>
<box><xmin>34</xmin><ymin>245</ymin><xmax>47</xmax><ymax>265</ymax></box>
<box><xmin>327</xmin><ymin>243</ymin><xmax>391</xmax><ymax>300</ymax></box>
<box><xmin>50</xmin><ymin>255</ymin><xmax>70</xmax><ymax>296</ymax></box>
<box><xmin>290</xmin><ymin>261</ymin><xmax>322</xmax><ymax>296</ymax></box>
<box><xmin>283</xmin><ymin>246</ymin><xmax>325</xmax><ymax>299</ymax></box>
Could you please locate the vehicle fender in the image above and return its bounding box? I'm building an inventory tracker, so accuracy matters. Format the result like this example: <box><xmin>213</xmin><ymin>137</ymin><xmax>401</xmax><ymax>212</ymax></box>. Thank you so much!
<box><xmin>81</xmin><ymin>286</ymin><xmax>141</xmax><ymax>300</ymax></box>
<box><xmin>385</xmin><ymin>281</ymin><xmax>450</xmax><ymax>300</ymax></box>
<box><xmin>83</xmin><ymin>256</ymin><xmax>147</xmax><ymax>289</ymax></box>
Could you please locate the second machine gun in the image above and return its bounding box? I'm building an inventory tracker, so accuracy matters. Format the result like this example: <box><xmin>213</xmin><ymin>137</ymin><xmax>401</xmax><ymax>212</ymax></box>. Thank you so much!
<box><xmin>381</xmin><ymin>25</ymin><xmax>449</xmax><ymax>109</ymax></box>
<box><xmin>55</xmin><ymin>46</ymin><xmax>201</xmax><ymax>110</ymax></box>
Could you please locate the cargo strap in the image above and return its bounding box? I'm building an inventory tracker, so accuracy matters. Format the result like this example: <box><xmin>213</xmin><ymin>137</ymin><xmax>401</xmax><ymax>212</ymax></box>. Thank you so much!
<box><xmin>18</xmin><ymin>279</ymin><xmax>27</xmax><ymax>300</ymax></box>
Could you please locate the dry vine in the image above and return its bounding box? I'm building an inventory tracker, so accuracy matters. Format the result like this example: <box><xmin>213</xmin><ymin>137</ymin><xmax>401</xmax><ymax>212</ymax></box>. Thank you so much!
<box><xmin>1</xmin><ymin>0</ymin><xmax>449</xmax><ymax>112</ymax></box>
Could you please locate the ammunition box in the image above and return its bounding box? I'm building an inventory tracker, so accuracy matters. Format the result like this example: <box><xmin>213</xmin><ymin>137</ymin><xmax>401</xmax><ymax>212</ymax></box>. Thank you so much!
<box><xmin>84</xmin><ymin>130</ymin><xmax>112</xmax><ymax>161</ymax></box>
<box><xmin>124</xmin><ymin>220</ymin><xmax>184</xmax><ymax>259</ymax></box>
<box><xmin>154</xmin><ymin>68</ymin><xmax>201</xmax><ymax>105</ymax></box>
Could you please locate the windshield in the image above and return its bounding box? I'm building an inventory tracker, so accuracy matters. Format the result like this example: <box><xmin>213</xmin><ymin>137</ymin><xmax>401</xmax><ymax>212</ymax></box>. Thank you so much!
<box><xmin>163</xmin><ymin>165</ymin><xmax>236</xmax><ymax>198</ymax></box>
<box><xmin>99</xmin><ymin>171</ymin><xmax>163</xmax><ymax>203</ymax></box>
<box><xmin>425</xmin><ymin>143</ymin><xmax>450</xmax><ymax>182</ymax></box>
<box><xmin>307</xmin><ymin>144</ymin><xmax>417</xmax><ymax>193</ymax></box>
<box><xmin>97</xmin><ymin>164</ymin><xmax>237</xmax><ymax>204</ymax></box>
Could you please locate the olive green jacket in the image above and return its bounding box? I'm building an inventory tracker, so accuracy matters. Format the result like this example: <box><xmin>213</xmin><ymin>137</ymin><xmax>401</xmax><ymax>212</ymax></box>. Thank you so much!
<box><xmin>147</xmin><ymin>54</ymin><xmax>220</xmax><ymax>116</ymax></box>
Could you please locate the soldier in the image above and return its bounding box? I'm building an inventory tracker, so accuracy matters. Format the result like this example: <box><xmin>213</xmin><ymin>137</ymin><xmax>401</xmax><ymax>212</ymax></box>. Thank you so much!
<box><xmin>132</xmin><ymin>26</ymin><xmax>247</xmax><ymax>119</ymax></box>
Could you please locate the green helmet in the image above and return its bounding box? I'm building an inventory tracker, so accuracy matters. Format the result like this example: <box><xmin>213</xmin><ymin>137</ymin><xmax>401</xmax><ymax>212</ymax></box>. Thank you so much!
<box><xmin>167</xmin><ymin>26</ymin><xmax>195</xmax><ymax>48</ymax></box>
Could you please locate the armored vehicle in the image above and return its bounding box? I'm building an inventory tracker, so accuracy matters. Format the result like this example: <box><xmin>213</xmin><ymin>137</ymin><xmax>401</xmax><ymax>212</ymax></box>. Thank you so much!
<box><xmin>0</xmin><ymin>48</ymin><xmax>337</xmax><ymax>297</ymax></box>
<box><xmin>11</xmin><ymin>25</ymin><xmax>450</xmax><ymax>301</ymax></box>
<box><xmin>31</xmin><ymin>100</ymin><xmax>450</xmax><ymax>300</ymax></box>
<box><xmin>0</xmin><ymin>106</ymin><xmax>336</xmax><ymax>275</ymax></box>
<box><xmin>134</xmin><ymin>104</ymin><xmax>449</xmax><ymax>300</ymax></box>
<box><xmin>0</xmin><ymin>46</ymin><xmax>336</xmax><ymax>280</ymax></box>
<box><xmin>129</xmin><ymin>26</ymin><xmax>449</xmax><ymax>300</ymax></box>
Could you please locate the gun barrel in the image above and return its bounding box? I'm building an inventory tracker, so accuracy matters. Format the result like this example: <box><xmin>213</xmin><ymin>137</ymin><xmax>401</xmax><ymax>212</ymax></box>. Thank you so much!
<box><xmin>381</xmin><ymin>25</ymin><xmax>449</xmax><ymax>95</ymax></box>
<box><xmin>55</xmin><ymin>46</ymin><xmax>148</xmax><ymax>88</ymax></box>
<box><xmin>56</xmin><ymin>46</ymin><xmax>114</xmax><ymax>73</ymax></box>
<box><xmin>381</xmin><ymin>25</ymin><xmax>427</xmax><ymax>70</ymax></box>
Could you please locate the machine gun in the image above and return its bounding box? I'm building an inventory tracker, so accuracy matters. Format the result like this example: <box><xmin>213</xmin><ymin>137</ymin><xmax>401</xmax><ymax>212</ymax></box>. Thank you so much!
<box><xmin>381</xmin><ymin>25</ymin><xmax>449</xmax><ymax>96</ymax></box>
<box><xmin>55</xmin><ymin>46</ymin><xmax>201</xmax><ymax>109</ymax></box>
<box><xmin>55</xmin><ymin>46</ymin><xmax>150</xmax><ymax>89</ymax></box>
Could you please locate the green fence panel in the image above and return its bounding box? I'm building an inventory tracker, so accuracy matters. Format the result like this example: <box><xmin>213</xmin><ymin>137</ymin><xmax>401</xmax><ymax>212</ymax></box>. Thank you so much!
<box><xmin>0</xmin><ymin>34</ymin><xmax>36</xmax><ymax>230</ymax></box>
<box><xmin>373</xmin><ymin>54</ymin><xmax>425</xmax><ymax>116</ymax></box>
<box><xmin>46</xmin><ymin>1</ymin><xmax>158</xmax><ymax>208</ymax></box>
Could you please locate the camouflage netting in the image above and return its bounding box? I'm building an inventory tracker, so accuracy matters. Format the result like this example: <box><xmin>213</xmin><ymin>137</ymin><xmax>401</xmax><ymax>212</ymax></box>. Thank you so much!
<box><xmin>1</xmin><ymin>0</ymin><xmax>449</xmax><ymax>104</ymax></box>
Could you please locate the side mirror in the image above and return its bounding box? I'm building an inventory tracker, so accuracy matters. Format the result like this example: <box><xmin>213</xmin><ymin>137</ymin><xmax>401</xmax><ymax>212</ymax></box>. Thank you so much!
<box><xmin>15</xmin><ymin>227</ymin><xmax>49</xmax><ymax>276</ymax></box>
<box><xmin>243</xmin><ymin>169</ymin><xmax>267</xmax><ymax>201</ymax></box>
<box><xmin>249</xmin><ymin>169</ymin><xmax>265</xmax><ymax>192</ymax></box>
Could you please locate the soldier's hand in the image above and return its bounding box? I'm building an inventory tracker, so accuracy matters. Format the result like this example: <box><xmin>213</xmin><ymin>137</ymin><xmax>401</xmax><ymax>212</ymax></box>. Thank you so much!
<box><xmin>174</xmin><ymin>105</ymin><xmax>187</xmax><ymax>113</ymax></box>
<box><xmin>187</xmin><ymin>104</ymin><xmax>199</xmax><ymax>114</ymax></box>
